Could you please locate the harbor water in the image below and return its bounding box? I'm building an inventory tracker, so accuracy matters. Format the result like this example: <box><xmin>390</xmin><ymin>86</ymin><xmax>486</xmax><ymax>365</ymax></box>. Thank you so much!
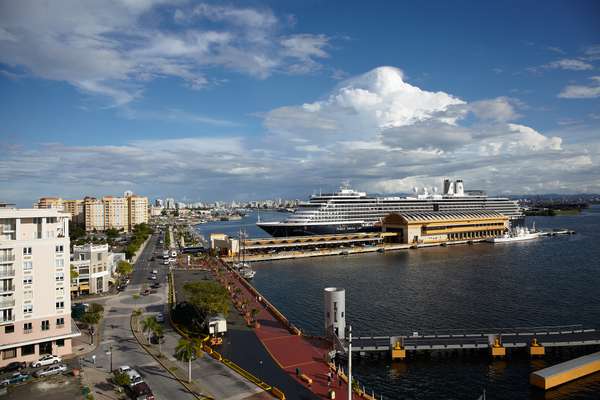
<box><xmin>197</xmin><ymin>206</ymin><xmax>600</xmax><ymax>399</ymax></box>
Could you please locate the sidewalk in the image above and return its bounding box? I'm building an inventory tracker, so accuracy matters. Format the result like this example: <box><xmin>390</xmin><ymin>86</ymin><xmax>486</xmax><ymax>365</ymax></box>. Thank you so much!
<box><xmin>80</xmin><ymin>364</ymin><xmax>126</xmax><ymax>400</ymax></box>
<box><xmin>215</xmin><ymin>261</ymin><xmax>362</xmax><ymax>400</ymax></box>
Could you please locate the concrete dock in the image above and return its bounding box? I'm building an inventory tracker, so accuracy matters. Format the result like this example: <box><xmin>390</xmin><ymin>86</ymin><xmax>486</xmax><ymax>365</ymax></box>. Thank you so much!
<box><xmin>530</xmin><ymin>351</ymin><xmax>600</xmax><ymax>390</ymax></box>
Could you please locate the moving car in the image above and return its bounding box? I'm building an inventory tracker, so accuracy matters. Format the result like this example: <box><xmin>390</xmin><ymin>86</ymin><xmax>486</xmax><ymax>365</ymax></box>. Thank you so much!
<box><xmin>0</xmin><ymin>373</ymin><xmax>30</xmax><ymax>386</ymax></box>
<box><xmin>163</xmin><ymin>259</ymin><xmax>169</xmax><ymax>265</ymax></box>
<box><xmin>31</xmin><ymin>354</ymin><xmax>62</xmax><ymax>368</ymax></box>
<box><xmin>125</xmin><ymin>369</ymin><xmax>144</xmax><ymax>387</ymax></box>
<box><xmin>151</xmin><ymin>270</ymin><xmax>158</xmax><ymax>275</ymax></box>
<box><xmin>150</xmin><ymin>282</ymin><xmax>161</xmax><ymax>289</ymax></box>
<box><xmin>0</xmin><ymin>361</ymin><xmax>26</xmax><ymax>374</ymax></box>
<box><xmin>149</xmin><ymin>275</ymin><xmax>157</xmax><ymax>280</ymax></box>
<box><xmin>155</xmin><ymin>313</ymin><xmax>164</xmax><ymax>323</ymax></box>
<box><xmin>34</xmin><ymin>364</ymin><xmax>67</xmax><ymax>377</ymax></box>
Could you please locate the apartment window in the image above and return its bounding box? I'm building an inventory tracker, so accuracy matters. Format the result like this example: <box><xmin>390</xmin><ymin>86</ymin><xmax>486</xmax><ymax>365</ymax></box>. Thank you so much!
<box><xmin>55</xmin><ymin>258</ymin><xmax>64</xmax><ymax>269</ymax></box>
<box><xmin>41</xmin><ymin>320</ymin><xmax>50</xmax><ymax>331</ymax></box>
<box><xmin>56</xmin><ymin>317</ymin><xmax>64</xmax><ymax>327</ymax></box>
<box><xmin>21</xmin><ymin>344</ymin><xmax>35</xmax><ymax>356</ymax></box>
<box><xmin>55</xmin><ymin>245</ymin><xmax>64</xmax><ymax>253</ymax></box>
<box><xmin>2</xmin><ymin>348</ymin><xmax>16</xmax><ymax>360</ymax></box>
<box><xmin>23</xmin><ymin>247</ymin><xmax>32</xmax><ymax>255</ymax></box>
<box><xmin>23</xmin><ymin>322</ymin><xmax>32</xmax><ymax>333</ymax></box>
<box><xmin>56</xmin><ymin>339</ymin><xmax>65</xmax><ymax>347</ymax></box>
<box><xmin>23</xmin><ymin>304</ymin><xmax>33</xmax><ymax>314</ymax></box>
<box><xmin>55</xmin><ymin>272</ymin><xmax>64</xmax><ymax>281</ymax></box>
<box><xmin>23</xmin><ymin>276</ymin><xmax>32</xmax><ymax>285</ymax></box>
<box><xmin>24</xmin><ymin>289</ymin><xmax>33</xmax><ymax>300</ymax></box>
<box><xmin>55</xmin><ymin>301</ymin><xmax>64</xmax><ymax>310</ymax></box>
<box><xmin>23</xmin><ymin>261</ymin><xmax>33</xmax><ymax>271</ymax></box>
<box><xmin>4</xmin><ymin>325</ymin><xmax>14</xmax><ymax>334</ymax></box>
<box><xmin>96</xmin><ymin>253</ymin><xmax>101</xmax><ymax>261</ymax></box>
<box><xmin>56</xmin><ymin>286</ymin><xmax>65</xmax><ymax>296</ymax></box>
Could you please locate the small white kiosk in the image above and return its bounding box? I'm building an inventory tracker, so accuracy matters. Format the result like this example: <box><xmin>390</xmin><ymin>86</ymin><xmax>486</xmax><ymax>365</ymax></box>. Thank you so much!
<box><xmin>323</xmin><ymin>287</ymin><xmax>346</xmax><ymax>339</ymax></box>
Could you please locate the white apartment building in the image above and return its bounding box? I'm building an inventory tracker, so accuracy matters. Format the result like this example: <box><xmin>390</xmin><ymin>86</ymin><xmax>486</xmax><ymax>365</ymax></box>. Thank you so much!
<box><xmin>0</xmin><ymin>208</ymin><xmax>80</xmax><ymax>367</ymax></box>
<box><xmin>127</xmin><ymin>195</ymin><xmax>148</xmax><ymax>230</ymax></box>
<box><xmin>71</xmin><ymin>244</ymin><xmax>111</xmax><ymax>295</ymax></box>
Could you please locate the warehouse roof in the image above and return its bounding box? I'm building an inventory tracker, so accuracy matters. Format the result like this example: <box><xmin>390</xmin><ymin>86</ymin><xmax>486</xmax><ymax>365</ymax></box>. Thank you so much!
<box><xmin>383</xmin><ymin>210</ymin><xmax>507</xmax><ymax>224</ymax></box>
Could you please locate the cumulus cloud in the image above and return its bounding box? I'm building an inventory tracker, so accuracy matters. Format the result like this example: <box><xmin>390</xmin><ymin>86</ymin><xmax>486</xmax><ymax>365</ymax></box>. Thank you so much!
<box><xmin>2</xmin><ymin>65</ymin><xmax>599</xmax><ymax>204</ymax></box>
<box><xmin>0</xmin><ymin>1</ymin><xmax>333</xmax><ymax>105</ymax></box>
<box><xmin>558</xmin><ymin>76</ymin><xmax>600</xmax><ymax>99</ymax></box>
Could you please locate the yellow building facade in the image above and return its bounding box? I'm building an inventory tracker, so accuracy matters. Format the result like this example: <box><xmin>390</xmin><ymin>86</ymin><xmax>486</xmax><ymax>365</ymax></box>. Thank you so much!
<box><xmin>382</xmin><ymin>211</ymin><xmax>509</xmax><ymax>244</ymax></box>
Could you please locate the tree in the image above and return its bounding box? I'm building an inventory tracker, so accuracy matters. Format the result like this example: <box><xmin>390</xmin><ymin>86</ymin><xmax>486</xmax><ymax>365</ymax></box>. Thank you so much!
<box><xmin>175</xmin><ymin>338</ymin><xmax>203</xmax><ymax>383</ymax></box>
<box><xmin>88</xmin><ymin>303</ymin><xmax>104</xmax><ymax>314</ymax></box>
<box><xmin>142</xmin><ymin>316</ymin><xmax>158</xmax><ymax>342</ymax></box>
<box><xmin>250</xmin><ymin>308</ymin><xmax>259</xmax><ymax>323</ymax></box>
<box><xmin>153</xmin><ymin>324</ymin><xmax>164</xmax><ymax>354</ymax></box>
<box><xmin>70</xmin><ymin>264</ymin><xmax>79</xmax><ymax>280</ymax></box>
<box><xmin>81</xmin><ymin>312</ymin><xmax>101</xmax><ymax>326</ymax></box>
<box><xmin>113</xmin><ymin>371</ymin><xmax>131</xmax><ymax>387</ymax></box>
<box><xmin>183</xmin><ymin>281</ymin><xmax>230</xmax><ymax>317</ymax></box>
<box><xmin>116</xmin><ymin>260</ymin><xmax>133</xmax><ymax>276</ymax></box>
<box><xmin>105</xmin><ymin>228</ymin><xmax>120</xmax><ymax>240</ymax></box>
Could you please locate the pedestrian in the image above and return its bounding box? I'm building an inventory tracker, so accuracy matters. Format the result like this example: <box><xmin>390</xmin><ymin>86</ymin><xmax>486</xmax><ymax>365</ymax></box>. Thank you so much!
<box><xmin>295</xmin><ymin>367</ymin><xmax>300</xmax><ymax>376</ymax></box>
<box><xmin>92</xmin><ymin>354</ymin><xmax>96</xmax><ymax>365</ymax></box>
<box><xmin>259</xmin><ymin>360</ymin><xmax>263</xmax><ymax>367</ymax></box>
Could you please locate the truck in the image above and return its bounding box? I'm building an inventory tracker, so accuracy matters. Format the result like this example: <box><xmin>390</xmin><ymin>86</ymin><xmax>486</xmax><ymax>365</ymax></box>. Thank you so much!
<box><xmin>207</xmin><ymin>315</ymin><xmax>227</xmax><ymax>336</ymax></box>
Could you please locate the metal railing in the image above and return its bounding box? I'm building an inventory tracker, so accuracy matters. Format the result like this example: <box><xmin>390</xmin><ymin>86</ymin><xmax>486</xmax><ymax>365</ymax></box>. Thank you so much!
<box><xmin>0</xmin><ymin>254</ymin><xmax>15</xmax><ymax>263</ymax></box>
<box><xmin>0</xmin><ymin>298</ymin><xmax>15</xmax><ymax>308</ymax></box>
<box><xmin>0</xmin><ymin>284</ymin><xmax>16</xmax><ymax>293</ymax></box>
<box><xmin>0</xmin><ymin>269</ymin><xmax>15</xmax><ymax>278</ymax></box>
<box><xmin>0</xmin><ymin>315</ymin><xmax>15</xmax><ymax>324</ymax></box>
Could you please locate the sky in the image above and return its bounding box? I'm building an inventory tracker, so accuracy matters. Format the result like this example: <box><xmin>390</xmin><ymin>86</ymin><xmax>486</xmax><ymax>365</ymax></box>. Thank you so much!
<box><xmin>1</xmin><ymin>0</ymin><xmax>599</xmax><ymax>206</ymax></box>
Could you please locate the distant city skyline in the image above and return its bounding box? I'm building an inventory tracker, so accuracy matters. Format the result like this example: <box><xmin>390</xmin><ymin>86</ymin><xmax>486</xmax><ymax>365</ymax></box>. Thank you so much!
<box><xmin>1</xmin><ymin>1</ymin><xmax>600</xmax><ymax>206</ymax></box>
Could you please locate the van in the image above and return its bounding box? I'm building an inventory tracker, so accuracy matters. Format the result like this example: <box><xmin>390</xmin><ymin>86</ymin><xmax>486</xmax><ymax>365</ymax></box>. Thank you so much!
<box><xmin>126</xmin><ymin>369</ymin><xmax>143</xmax><ymax>387</ymax></box>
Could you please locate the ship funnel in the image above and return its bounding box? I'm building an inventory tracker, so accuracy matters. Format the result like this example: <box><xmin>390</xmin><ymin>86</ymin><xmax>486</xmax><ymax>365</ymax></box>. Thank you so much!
<box><xmin>444</xmin><ymin>179</ymin><xmax>455</xmax><ymax>195</ymax></box>
<box><xmin>455</xmin><ymin>179</ymin><xmax>464</xmax><ymax>196</ymax></box>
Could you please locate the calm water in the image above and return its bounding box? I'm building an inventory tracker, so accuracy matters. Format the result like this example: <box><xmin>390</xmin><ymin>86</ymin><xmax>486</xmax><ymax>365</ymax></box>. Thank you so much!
<box><xmin>195</xmin><ymin>210</ymin><xmax>285</xmax><ymax>239</ymax></box>
<box><xmin>197</xmin><ymin>207</ymin><xmax>600</xmax><ymax>399</ymax></box>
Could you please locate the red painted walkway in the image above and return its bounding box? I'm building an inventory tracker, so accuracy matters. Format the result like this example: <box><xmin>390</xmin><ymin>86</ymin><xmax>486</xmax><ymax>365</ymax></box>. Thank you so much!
<box><xmin>216</xmin><ymin>262</ymin><xmax>362</xmax><ymax>400</ymax></box>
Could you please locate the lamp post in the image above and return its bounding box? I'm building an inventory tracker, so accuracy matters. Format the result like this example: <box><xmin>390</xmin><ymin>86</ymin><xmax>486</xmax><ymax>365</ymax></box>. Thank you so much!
<box><xmin>348</xmin><ymin>325</ymin><xmax>352</xmax><ymax>400</ymax></box>
<box><xmin>106</xmin><ymin>344</ymin><xmax>113</xmax><ymax>372</ymax></box>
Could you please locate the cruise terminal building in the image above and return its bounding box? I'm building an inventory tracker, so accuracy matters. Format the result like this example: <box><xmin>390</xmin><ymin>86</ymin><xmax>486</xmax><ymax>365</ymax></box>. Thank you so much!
<box><xmin>382</xmin><ymin>210</ymin><xmax>509</xmax><ymax>244</ymax></box>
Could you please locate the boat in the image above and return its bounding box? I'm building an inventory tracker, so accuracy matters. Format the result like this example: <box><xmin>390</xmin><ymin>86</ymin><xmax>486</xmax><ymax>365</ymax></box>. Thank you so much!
<box><xmin>240</xmin><ymin>268</ymin><xmax>256</xmax><ymax>279</ymax></box>
<box><xmin>257</xmin><ymin>179</ymin><xmax>523</xmax><ymax>237</ymax></box>
<box><xmin>486</xmin><ymin>226</ymin><xmax>539</xmax><ymax>243</ymax></box>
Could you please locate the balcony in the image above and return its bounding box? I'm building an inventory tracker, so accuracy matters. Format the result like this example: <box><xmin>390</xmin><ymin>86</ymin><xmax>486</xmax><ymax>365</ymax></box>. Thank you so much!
<box><xmin>0</xmin><ymin>315</ymin><xmax>15</xmax><ymax>324</ymax></box>
<box><xmin>0</xmin><ymin>284</ymin><xmax>16</xmax><ymax>294</ymax></box>
<box><xmin>0</xmin><ymin>298</ymin><xmax>15</xmax><ymax>309</ymax></box>
<box><xmin>0</xmin><ymin>254</ymin><xmax>15</xmax><ymax>263</ymax></box>
<box><xmin>0</xmin><ymin>269</ymin><xmax>15</xmax><ymax>278</ymax></box>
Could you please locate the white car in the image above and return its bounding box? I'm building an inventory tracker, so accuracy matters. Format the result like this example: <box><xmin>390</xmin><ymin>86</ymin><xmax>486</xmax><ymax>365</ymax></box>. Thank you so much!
<box><xmin>150</xmin><ymin>275</ymin><xmax>157</xmax><ymax>280</ymax></box>
<box><xmin>34</xmin><ymin>363</ymin><xmax>67</xmax><ymax>377</ymax></box>
<box><xmin>125</xmin><ymin>369</ymin><xmax>144</xmax><ymax>387</ymax></box>
<box><xmin>151</xmin><ymin>270</ymin><xmax>158</xmax><ymax>274</ymax></box>
<box><xmin>117</xmin><ymin>365</ymin><xmax>131</xmax><ymax>374</ymax></box>
<box><xmin>31</xmin><ymin>354</ymin><xmax>62</xmax><ymax>368</ymax></box>
<box><xmin>155</xmin><ymin>313</ymin><xmax>164</xmax><ymax>323</ymax></box>
<box><xmin>163</xmin><ymin>259</ymin><xmax>169</xmax><ymax>265</ymax></box>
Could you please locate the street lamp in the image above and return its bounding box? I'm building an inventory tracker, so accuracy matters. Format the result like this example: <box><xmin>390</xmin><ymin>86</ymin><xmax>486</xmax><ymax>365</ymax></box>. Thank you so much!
<box><xmin>105</xmin><ymin>344</ymin><xmax>113</xmax><ymax>372</ymax></box>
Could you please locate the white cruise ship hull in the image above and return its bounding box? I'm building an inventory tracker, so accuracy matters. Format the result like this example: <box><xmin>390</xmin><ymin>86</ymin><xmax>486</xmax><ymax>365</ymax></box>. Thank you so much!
<box><xmin>486</xmin><ymin>233</ymin><xmax>539</xmax><ymax>243</ymax></box>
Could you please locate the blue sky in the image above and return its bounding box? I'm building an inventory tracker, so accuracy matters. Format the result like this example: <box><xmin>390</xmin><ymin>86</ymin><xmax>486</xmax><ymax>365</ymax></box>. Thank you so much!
<box><xmin>1</xmin><ymin>0</ymin><xmax>599</xmax><ymax>206</ymax></box>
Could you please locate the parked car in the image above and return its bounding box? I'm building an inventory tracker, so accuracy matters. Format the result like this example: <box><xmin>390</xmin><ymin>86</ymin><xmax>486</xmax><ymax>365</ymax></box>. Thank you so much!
<box><xmin>155</xmin><ymin>313</ymin><xmax>164</xmax><ymax>323</ymax></box>
<box><xmin>151</xmin><ymin>270</ymin><xmax>158</xmax><ymax>275</ymax></box>
<box><xmin>0</xmin><ymin>373</ymin><xmax>30</xmax><ymax>386</ymax></box>
<box><xmin>149</xmin><ymin>275</ymin><xmax>157</xmax><ymax>280</ymax></box>
<box><xmin>150</xmin><ymin>282</ymin><xmax>160</xmax><ymax>289</ymax></box>
<box><xmin>126</xmin><ymin>381</ymin><xmax>155</xmax><ymax>399</ymax></box>
<box><xmin>31</xmin><ymin>354</ymin><xmax>62</xmax><ymax>368</ymax></box>
<box><xmin>163</xmin><ymin>259</ymin><xmax>169</xmax><ymax>265</ymax></box>
<box><xmin>141</xmin><ymin>289</ymin><xmax>150</xmax><ymax>296</ymax></box>
<box><xmin>125</xmin><ymin>369</ymin><xmax>144</xmax><ymax>387</ymax></box>
<box><xmin>0</xmin><ymin>361</ymin><xmax>26</xmax><ymax>374</ymax></box>
<box><xmin>117</xmin><ymin>365</ymin><xmax>131</xmax><ymax>374</ymax></box>
<box><xmin>34</xmin><ymin>364</ymin><xmax>67</xmax><ymax>377</ymax></box>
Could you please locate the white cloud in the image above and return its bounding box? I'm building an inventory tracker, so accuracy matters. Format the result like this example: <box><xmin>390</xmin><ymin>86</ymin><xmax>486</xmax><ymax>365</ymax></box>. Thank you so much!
<box><xmin>469</xmin><ymin>97</ymin><xmax>520</xmax><ymax>122</ymax></box>
<box><xmin>545</xmin><ymin>58</ymin><xmax>593</xmax><ymax>71</ymax></box>
<box><xmin>558</xmin><ymin>76</ymin><xmax>600</xmax><ymax>99</ymax></box>
<box><xmin>0</xmin><ymin>1</ymin><xmax>333</xmax><ymax>105</ymax></box>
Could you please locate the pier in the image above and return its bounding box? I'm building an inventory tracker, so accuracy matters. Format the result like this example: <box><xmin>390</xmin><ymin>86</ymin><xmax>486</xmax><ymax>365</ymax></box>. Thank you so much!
<box><xmin>338</xmin><ymin>325</ymin><xmax>600</xmax><ymax>359</ymax></box>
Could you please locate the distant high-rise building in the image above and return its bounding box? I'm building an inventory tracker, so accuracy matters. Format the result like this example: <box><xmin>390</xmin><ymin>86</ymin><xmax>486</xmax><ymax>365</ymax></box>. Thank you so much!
<box><xmin>154</xmin><ymin>199</ymin><xmax>164</xmax><ymax>207</ymax></box>
<box><xmin>62</xmin><ymin>200</ymin><xmax>84</xmax><ymax>225</ymax></box>
<box><xmin>102</xmin><ymin>196</ymin><xmax>128</xmax><ymax>231</ymax></box>
<box><xmin>0</xmin><ymin>207</ymin><xmax>80</xmax><ymax>368</ymax></box>
<box><xmin>123</xmin><ymin>190</ymin><xmax>133</xmax><ymax>198</ymax></box>
<box><xmin>127</xmin><ymin>195</ymin><xmax>148</xmax><ymax>229</ymax></box>
<box><xmin>84</xmin><ymin>197</ymin><xmax>105</xmax><ymax>232</ymax></box>
<box><xmin>165</xmin><ymin>198</ymin><xmax>175</xmax><ymax>209</ymax></box>
<box><xmin>34</xmin><ymin>197</ymin><xmax>63</xmax><ymax>209</ymax></box>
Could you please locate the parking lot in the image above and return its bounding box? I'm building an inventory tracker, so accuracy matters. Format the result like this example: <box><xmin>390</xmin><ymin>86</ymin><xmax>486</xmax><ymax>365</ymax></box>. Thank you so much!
<box><xmin>1</xmin><ymin>368</ymin><xmax>82</xmax><ymax>400</ymax></box>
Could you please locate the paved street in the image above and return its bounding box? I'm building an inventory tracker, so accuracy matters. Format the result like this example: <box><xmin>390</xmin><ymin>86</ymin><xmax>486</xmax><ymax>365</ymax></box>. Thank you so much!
<box><xmin>85</xmin><ymin>233</ymin><xmax>197</xmax><ymax>400</ymax></box>
<box><xmin>85</xmin><ymin>231</ymin><xmax>268</xmax><ymax>400</ymax></box>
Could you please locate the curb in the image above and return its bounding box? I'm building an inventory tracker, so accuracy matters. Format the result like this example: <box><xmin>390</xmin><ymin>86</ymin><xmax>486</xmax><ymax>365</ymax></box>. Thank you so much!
<box><xmin>129</xmin><ymin>312</ymin><xmax>214</xmax><ymax>400</ymax></box>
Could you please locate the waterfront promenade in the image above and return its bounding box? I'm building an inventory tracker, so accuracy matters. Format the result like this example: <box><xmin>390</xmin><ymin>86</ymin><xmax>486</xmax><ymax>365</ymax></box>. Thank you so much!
<box><xmin>212</xmin><ymin>261</ymin><xmax>365</xmax><ymax>400</ymax></box>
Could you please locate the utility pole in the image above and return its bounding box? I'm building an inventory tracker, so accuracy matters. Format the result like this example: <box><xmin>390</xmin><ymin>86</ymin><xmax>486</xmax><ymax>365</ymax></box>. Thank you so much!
<box><xmin>106</xmin><ymin>344</ymin><xmax>113</xmax><ymax>372</ymax></box>
<box><xmin>347</xmin><ymin>325</ymin><xmax>352</xmax><ymax>400</ymax></box>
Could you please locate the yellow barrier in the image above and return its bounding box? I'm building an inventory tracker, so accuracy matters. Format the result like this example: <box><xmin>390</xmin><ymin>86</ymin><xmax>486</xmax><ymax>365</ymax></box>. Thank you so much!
<box><xmin>300</xmin><ymin>373</ymin><xmax>313</xmax><ymax>385</ymax></box>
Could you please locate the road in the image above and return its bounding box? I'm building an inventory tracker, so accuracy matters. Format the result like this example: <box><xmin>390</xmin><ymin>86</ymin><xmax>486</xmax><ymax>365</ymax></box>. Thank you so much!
<box><xmin>86</xmin><ymin>232</ymin><xmax>197</xmax><ymax>400</ymax></box>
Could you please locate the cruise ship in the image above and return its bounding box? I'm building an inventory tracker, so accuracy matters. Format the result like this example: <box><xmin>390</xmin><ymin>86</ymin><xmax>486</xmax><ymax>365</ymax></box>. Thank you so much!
<box><xmin>257</xmin><ymin>179</ymin><xmax>523</xmax><ymax>237</ymax></box>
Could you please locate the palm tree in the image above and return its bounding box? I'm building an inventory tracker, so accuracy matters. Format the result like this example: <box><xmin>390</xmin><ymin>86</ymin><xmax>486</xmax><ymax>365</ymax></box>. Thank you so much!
<box><xmin>175</xmin><ymin>338</ymin><xmax>203</xmax><ymax>383</ymax></box>
<box><xmin>153</xmin><ymin>324</ymin><xmax>164</xmax><ymax>354</ymax></box>
<box><xmin>132</xmin><ymin>309</ymin><xmax>143</xmax><ymax>331</ymax></box>
<box><xmin>141</xmin><ymin>316</ymin><xmax>157</xmax><ymax>343</ymax></box>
